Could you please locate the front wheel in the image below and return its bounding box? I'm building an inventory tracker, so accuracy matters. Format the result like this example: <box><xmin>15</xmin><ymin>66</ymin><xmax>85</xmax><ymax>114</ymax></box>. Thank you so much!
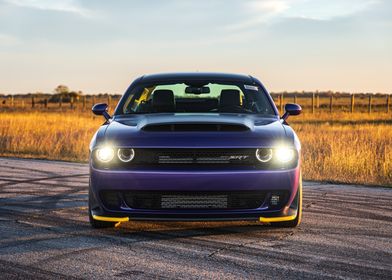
<box><xmin>271</xmin><ymin>175</ymin><xmax>302</xmax><ymax>228</ymax></box>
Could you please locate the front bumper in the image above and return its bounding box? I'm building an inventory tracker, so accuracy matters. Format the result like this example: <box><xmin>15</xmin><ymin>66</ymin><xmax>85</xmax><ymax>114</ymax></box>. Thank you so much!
<box><xmin>89</xmin><ymin>165</ymin><xmax>300</xmax><ymax>221</ymax></box>
<box><xmin>91</xmin><ymin>208</ymin><xmax>299</xmax><ymax>222</ymax></box>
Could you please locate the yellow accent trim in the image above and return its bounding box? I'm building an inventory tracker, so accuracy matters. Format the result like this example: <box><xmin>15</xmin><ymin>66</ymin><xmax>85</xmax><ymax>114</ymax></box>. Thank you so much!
<box><xmin>93</xmin><ymin>215</ymin><xmax>129</xmax><ymax>227</ymax></box>
<box><xmin>259</xmin><ymin>215</ymin><xmax>297</xmax><ymax>223</ymax></box>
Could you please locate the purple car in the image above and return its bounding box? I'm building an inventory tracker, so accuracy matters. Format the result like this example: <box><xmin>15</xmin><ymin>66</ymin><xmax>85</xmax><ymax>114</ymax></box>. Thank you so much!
<box><xmin>89</xmin><ymin>73</ymin><xmax>302</xmax><ymax>228</ymax></box>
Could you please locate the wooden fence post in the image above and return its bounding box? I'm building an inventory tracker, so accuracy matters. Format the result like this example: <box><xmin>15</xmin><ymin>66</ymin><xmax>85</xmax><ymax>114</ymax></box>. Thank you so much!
<box><xmin>312</xmin><ymin>93</ymin><xmax>315</xmax><ymax>113</ymax></box>
<box><xmin>44</xmin><ymin>99</ymin><xmax>48</xmax><ymax>108</ymax></box>
<box><xmin>10</xmin><ymin>96</ymin><xmax>14</xmax><ymax>107</ymax></box>
<box><xmin>368</xmin><ymin>95</ymin><xmax>372</xmax><ymax>113</ymax></box>
<box><xmin>329</xmin><ymin>95</ymin><xmax>333</xmax><ymax>113</ymax></box>
<box><xmin>387</xmin><ymin>95</ymin><xmax>390</xmax><ymax>113</ymax></box>
<box><xmin>294</xmin><ymin>95</ymin><xmax>297</xmax><ymax>104</ymax></box>
<box><xmin>280</xmin><ymin>94</ymin><xmax>284</xmax><ymax>113</ymax></box>
<box><xmin>350</xmin><ymin>94</ymin><xmax>355</xmax><ymax>113</ymax></box>
<box><xmin>70</xmin><ymin>97</ymin><xmax>74</xmax><ymax>109</ymax></box>
<box><xmin>32</xmin><ymin>96</ymin><xmax>35</xmax><ymax>108</ymax></box>
<box><xmin>316</xmin><ymin>94</ymin><xmax>320</xmax><ymax>108</ymax></box>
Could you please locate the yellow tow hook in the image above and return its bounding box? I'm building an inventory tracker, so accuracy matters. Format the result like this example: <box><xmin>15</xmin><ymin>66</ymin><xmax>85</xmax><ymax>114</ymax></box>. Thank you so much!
<box><xmin>92</xmin><ymin>215</ymin><xmax>129</xmax><ymax>227</ymax></box>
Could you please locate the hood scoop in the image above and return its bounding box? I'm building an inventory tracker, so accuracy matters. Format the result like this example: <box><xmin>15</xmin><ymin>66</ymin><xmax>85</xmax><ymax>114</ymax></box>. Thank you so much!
<box><xmin>141</xmin><ymin>123</ymin><xmax>249</xmax><ymax>132</ymax></box>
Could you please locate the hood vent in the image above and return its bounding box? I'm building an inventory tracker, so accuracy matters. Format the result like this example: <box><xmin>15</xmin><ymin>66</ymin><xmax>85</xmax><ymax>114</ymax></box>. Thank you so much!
<box><xmin>142</xmin><ymin>123</ymin><xmax>249</xmax><ymax>132</ymax></box>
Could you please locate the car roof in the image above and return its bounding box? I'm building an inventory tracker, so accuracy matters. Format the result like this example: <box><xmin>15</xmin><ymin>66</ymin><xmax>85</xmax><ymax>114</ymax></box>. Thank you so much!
<box><xmin>138</xmin><ymin>72</ymin><xmax>255</xmax><ymax>84</ymax></box>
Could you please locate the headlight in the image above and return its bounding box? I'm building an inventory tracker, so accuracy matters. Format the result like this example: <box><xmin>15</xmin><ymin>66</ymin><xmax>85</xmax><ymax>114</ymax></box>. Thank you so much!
<box><xmin>96</xmin><ymin>147</ymin><xmax>114</xmax><ymax>162</ymax></box>
<box><xmin>117</xmin><ymin>148</ymin><xmax>135</xmax><ymax>162</ymax></box>
<box><xmin>255</xmin><ymin>148</ymin><xmax>273</xmax><ymax>162</ymax></box>
<box><xmin>275</xmin><ymin>146</ymin><xmax>295</xmax><ymax>163</ymax></box>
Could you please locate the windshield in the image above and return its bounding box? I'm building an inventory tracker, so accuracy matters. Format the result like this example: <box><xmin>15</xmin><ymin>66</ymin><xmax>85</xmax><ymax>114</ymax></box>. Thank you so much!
<box><xmin>115</xmin><ymin>82</ymin><xmax>275</xmax><ymax>115</ymax></box>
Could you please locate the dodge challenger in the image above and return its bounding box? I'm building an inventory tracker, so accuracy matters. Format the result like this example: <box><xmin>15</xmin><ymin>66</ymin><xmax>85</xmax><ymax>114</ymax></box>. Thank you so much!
<box><xmin>89</xmin><ymin>73</ymin><xmax>302</xmax><ymax>228</ymax></box>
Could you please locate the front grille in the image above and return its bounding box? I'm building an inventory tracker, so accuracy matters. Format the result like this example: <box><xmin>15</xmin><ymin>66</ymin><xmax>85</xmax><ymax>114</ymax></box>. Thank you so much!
<box><xmin>100</xmin><ymin>191</ymin><xmax>267</xmax><ymax>210</ymax></box>
<box><xmin>132</xmin><ymin>149</ymin><xmax>257</xmax><ymax>167</ymax></box>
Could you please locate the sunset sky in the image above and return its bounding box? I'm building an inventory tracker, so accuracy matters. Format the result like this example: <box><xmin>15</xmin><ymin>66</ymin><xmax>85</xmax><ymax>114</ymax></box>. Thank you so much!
<box><xmin>0</xmin><ymin>0</ymin><xmax>391</xmax><ymax>94</ymax></box>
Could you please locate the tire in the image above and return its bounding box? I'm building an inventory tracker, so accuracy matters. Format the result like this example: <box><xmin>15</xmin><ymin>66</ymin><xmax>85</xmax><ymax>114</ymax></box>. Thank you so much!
<box><xmin>88</xmin><ymin>187</ymin><xmax>116</xmax><ymax>228</ymax></box>
<box><xmin>271</xmin><ymin>174</ymin><xmax>302</xmax><ymax>228</ymax></box>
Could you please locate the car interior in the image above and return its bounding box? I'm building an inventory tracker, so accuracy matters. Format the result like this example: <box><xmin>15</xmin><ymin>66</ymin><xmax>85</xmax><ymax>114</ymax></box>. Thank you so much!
<box><xmin>123</xmin><ymin>83</ymin><xmax>273</xmax><ymax>114</ymax></box>
<box><xmin>136</xmin><ymin>89</ymin><xmax>251</xmax><ymax>113</ymax></box>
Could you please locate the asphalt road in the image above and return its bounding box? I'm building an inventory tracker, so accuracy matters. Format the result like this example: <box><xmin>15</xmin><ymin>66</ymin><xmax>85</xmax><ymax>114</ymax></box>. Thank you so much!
<box><xmin>0</xmin><ymin>158</ymin><xmax>391</xmax><ymax>280</ymax></box>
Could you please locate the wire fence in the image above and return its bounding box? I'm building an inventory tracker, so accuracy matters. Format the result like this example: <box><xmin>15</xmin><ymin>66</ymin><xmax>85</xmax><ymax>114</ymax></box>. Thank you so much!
<box><xmin>0</xmin><ymin>93</ymin><xmax>390</xmax><ymax>114</ymax></box>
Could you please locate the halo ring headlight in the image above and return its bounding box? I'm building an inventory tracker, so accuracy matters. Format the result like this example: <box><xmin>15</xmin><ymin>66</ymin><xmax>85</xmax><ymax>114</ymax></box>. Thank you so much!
<box><xmin>255</xmin><ymin>148</ymin><xmax>273</xmax><ymax>163</ymax></box>
<box><xmin>117</xmin><ymin>148</ymin><xmax>135</xmax><ymax>162</ymax></box>
<box><xmin>96</xmin><ymin>147</ymin><xmax>114</xmax><ymax>163</ymax></box>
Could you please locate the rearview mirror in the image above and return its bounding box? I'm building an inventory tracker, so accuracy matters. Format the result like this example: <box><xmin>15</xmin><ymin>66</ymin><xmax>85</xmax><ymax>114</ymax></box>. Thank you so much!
<box><xmin>281</xmin><ymin>103</ymin><xmax>302</xmax><ymax>121</ymax></box>
<box><xmin>92</xmin><ymin>103</ymin><xmax>111</xmax><ymax>121</ymax></box>
<box><xmin>185</xmin><ymin>86</ymin><xmax>210</xmax><ymax>94</ymax></box>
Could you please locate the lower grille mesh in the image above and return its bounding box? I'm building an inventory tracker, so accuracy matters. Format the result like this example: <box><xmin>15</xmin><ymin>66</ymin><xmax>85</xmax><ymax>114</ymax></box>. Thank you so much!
<box><xmin>161</xmin><ymin>194</ymin><xmax>228</xmax><ymax>209</ymax></box>
<box><xmin>100</xmin><ymin>191</ymin><xmax>267</xmax><ymax>210</ymax></box>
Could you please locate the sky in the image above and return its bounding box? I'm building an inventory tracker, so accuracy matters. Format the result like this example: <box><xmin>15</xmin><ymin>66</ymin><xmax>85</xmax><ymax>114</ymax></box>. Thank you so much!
<box><xmin>0</xmin><ymin>0</ymin><xmax>391</xmax><ymax>94</ymax></box>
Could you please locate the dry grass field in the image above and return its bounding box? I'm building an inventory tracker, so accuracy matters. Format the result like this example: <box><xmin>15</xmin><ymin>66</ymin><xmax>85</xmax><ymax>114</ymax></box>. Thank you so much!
<box><xmin>0</xmin><ymin>108</ymin><xmax>391</xmax><ymax>186</ymax></box>
<box><xmin>291</xmin><ymin>113</ymin><xmax>392</xmax><ymax>186</ymax></box>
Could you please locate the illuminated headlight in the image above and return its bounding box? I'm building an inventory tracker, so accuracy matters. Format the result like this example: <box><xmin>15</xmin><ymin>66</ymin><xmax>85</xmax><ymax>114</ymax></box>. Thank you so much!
<box><xmin>117</xmin><ymin>148</ymin><xmax>135</xmax><ymax>162</ymax></box>
<box><xmin>96</xmin><ymin>147</ymin><xmax>114</xmax><ymax>162</ymax></box>
<box><xmin>255</xmin><ymin>148</ymin><xmax>273</xmax><ymax>162</ymax></box>
<box><xmin>275</xmin><ymin>147</ymin><xmax>295</xmax><ymax>163</ymax></box>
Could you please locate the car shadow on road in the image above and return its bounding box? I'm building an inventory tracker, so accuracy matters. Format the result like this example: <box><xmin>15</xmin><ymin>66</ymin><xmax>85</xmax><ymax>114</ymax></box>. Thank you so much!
<box><xmin>98</xmin><ymin>220</ymin><xmax>297</xmax><ymax>243</ymax></box>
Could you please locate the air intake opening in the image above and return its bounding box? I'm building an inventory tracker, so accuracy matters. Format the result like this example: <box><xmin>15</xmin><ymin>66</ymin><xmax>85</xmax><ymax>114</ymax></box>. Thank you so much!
<box><xmin>142</xmin><ymin>123</ymin><xmax>249</xmax><ymax>132</ymax></box>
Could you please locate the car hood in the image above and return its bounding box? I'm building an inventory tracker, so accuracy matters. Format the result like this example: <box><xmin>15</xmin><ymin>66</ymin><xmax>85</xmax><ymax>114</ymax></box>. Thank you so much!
<box><xmin>102</xmin><ymin>113</ymin><xmax>289</xmax><ymax>148</ymax></box>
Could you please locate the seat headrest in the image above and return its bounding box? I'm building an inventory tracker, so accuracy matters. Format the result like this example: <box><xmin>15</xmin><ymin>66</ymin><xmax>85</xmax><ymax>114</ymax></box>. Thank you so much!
<box><xmin>219</xmin><ymin>89</ymin><xmax>241</xmax><ymax>109</ymax></box>
<box><xmin>152</xmin><ymin>90</ymin><xmax>175</xmax><ymax>112</ymax></box>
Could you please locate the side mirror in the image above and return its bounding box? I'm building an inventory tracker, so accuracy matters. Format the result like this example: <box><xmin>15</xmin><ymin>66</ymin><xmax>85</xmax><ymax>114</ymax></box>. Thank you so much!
<box><xmin>92</xmin><ymin>103</ymin><xmax>111</xmax><ymax>121</ymax></box>
<box><xmin>281</xmin><ymin>103</ymin><xmax>301</xmax><ymax>121</ymax></box>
